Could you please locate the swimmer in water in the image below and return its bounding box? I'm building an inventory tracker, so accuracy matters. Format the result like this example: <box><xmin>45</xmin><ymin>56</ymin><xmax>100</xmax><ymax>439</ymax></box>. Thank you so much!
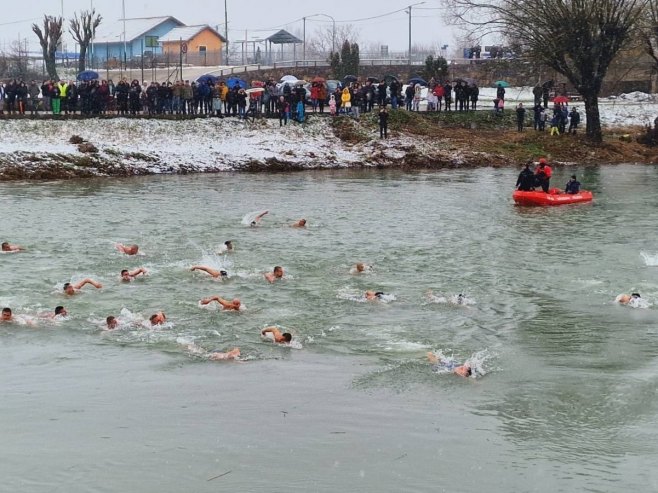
<box><xmin>106</xmin><ymin>316</ymin><xmax>118</xmax><ymax>329</ymax></box>
<box><xmin>261</xmin><ymin>326</ymin><xmax>293</xmax><ymax>344</ymax></box>
<box><xmin>250</xmin><ymin>210</ymin><xmax>269</xmax><ymax>227</ymax></box>
<box><xmin>40</xmin><ymin>306</ymin><xmax>67</xmax><ymax>319</ymax></box>
<box><xmin>190</xmin><ymin>265</ymin><xmax>229</xmax><ymax>279</ymax></box>
<box><xmin>365</xmin><ymin>290</ymin><xmax>386</xmax><ymax>300</ymax></box>
<box><xmin>353</xmin><ymin>262</ymin><xmax>370</xmax><ymax>274</ymax></box>
<box><xmin>291</xmin><ymin>218</ymin><xmax>307</xmax><ymax>228</ymax></box>
<box><xmin>616</xmin><ymin>292</ymin><xmax>642</xmax><ymax>305</ymax></box>
<box><xmin>221</xmin><ymin>240</ymin><xmax>234</xmax><ymax>252</ymax></box>
<box><xmin>185</xmin><ymin>343</ymin><xmax>241</xmax><ymax>361</ymax></box>
<box><xmin>63</xmin><ymin>278</ymin><xmax>103</xmax><ymax>295</ymax></box>
<box><xmin>427</xmin><ymin>352</ymin><xmax>472</xmax><ymax>378</ymax></box>
<box><xmin>121</xmin><ymin>268</ymin><xmax>148</xmax><ymax>282</ymax></box>
<box><xmin>2</xmin><ymin>242</ymin><xmax>24</xmax><ymax>252</ymax></box>
<box><xmin>115</xmin><ymin>243</ymin><xmax>139</xmax><ymax>255</ymax></box>
<box><xmin>1</xmin><ymin>307</ymin><xmax>14</xmax><ymax>322</ymax></box>
<box><xmin>264</xmin><ymin>266</ymin><xmax>284</xmax><ymax>283</ymax></box>
<box><xmin>200</xmin><ymin>296</ymin><xmax>241</xmax><ymax>311</ymax></box>
<box><xmin>149</xmin><ymin>312</ymin><xmax>166</xmax><ymax>325</ymax></box>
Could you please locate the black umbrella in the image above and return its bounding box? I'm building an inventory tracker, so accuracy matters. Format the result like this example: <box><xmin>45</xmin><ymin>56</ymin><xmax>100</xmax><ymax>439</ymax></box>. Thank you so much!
<box><xmin>384</xmin><ymin>74</ymin><xmax>399</xmax><ymax>84</ymax></box>
<box><xmin>366</xmin><ymin>76</ymin><xmax>380</xmax><ymax>83</ymax></box>
<box><xmin>343</xmin><ymin>75</ymin><xmax>358</xmax><ymax>83</ymax></box>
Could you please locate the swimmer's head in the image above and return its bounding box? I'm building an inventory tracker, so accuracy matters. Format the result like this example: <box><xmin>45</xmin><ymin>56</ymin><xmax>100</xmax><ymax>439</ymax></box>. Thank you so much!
<box><xmin>125</xmin><ymin>244</ymin><xmax>139</xmax><ymax>255</ymax></box>
<box><xmin>220</xmin><ymin>270</ymin><xmax>228</xmax><ymax>278</ymax></box>
<box><xmin>1</xmin><ymin>242</ymin><xmax>9</xmax><ymax>251</ymax></box>
<box><xmin>120</xmin><ymin>269</ymin><xmax>131</xmax><ymax>281</ymax></box>
<box><xmin>299</xmin><ymin>219</ymin><xmax>306</xmax><ymax>226</ymax></box>
<box><xmin>55</xmin><ymin>306</ymin><xmax>67</xmax><ymax>316</ymax></box>
<box><xmin>282</xmin><ymin>332</ymin><xmax>292</xmax><ymax>343</ymax></box>
<box><xmin>356</xmin><ymin>263</ymin><xmax>365</xmax><ymax>272</ymax></box>
<box><xmin>632</xmin><ymin>293</ymin><xmax>641</xmax><ymax>298</ymax></box>
<box><xmin>149</xmin><ymin>312</ymin><xmax>166</xmax><ymax>325</ymax></box>
<box><xmin>464</xmin><ymin>364</ymin><xmax>473</xmax><ymax>377</ymax></box>
<box><xmin>231</xmin><ymin>298</ymin><xmax>241</xmax><ymax>309</ymax></box>
<box><xmin>106</xmin><ymin>316</ymin><xmax>117</xmax><ymax>329</ymax></box>
<box><xmin>250</xmin><ymin>221</ymin><xmax>257</xmax><ymax>227</ymax></box>
<box><xmin>224</xmin><ymin>240</ymin><xmax>233</xmax><ymax>250</ymax></box>
<box><xmin>1</xmin><ymin>307</ymin><xmax>12</xmax><ymax>320</ymax></box>
<box><xmin>375</xmin><ymin>291</ymin><xmax>385</xmax><ymax>298</ymax></box>
<box><xmin>273</xmin><ymin>266</ymin><xmax>284</xmax><ymax>278</ymax></box>
<box><xmin>63</xmin><ymin>283</ymin><xmax>75</xmax><ymax>295</ymax></box>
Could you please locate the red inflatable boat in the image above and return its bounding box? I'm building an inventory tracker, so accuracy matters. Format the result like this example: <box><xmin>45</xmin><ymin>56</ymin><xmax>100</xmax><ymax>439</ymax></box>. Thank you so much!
<box><xmin>513</xmin><ymin>189</ymin><xmax>593</xmax><ymax>206</ymax></box>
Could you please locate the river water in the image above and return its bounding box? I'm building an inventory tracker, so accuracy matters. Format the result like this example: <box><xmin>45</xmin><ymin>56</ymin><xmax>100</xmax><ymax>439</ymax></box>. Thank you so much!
<box><xmin>2</xmin><ymin>165</ymin><xmax>658</xmax><ymax>492</ymax></box>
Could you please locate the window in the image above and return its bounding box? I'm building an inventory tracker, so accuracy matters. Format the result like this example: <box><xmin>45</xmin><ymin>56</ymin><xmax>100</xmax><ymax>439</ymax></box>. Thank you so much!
<box><xmin>199</xmin><ymin>45</ymin><xmax>207</xmax><ymax>53</ymax></box>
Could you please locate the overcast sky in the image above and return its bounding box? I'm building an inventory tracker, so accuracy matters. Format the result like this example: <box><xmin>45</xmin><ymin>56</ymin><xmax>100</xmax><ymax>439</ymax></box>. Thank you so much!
<box><xmin>0</xmin><ymin>0</ymin><xmax>461</xmax><ymax>56</ymax></box>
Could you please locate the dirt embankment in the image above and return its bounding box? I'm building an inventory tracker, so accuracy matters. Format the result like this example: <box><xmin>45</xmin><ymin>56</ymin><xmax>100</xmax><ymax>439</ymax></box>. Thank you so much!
<box><xmin>0</xmin><ymin>113</ymin><xmax>655</xmax><ymax>181</ymax></box>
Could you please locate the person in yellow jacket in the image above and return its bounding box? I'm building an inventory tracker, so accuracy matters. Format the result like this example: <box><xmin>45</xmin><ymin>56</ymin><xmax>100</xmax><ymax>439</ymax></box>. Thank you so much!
<box><xmin>341</xmin><ymin>87</ymin><xmax>351</xmax><ymax>114</ymax></box>
<box><xmin>219</xmin><ymin>81</ymin><xmax>229</xmax><ymax>115</ymax></box>
<box><xmin>57</xmin><ymin>80</ymin><xmax>69</xmax><ymax>114</ymax></box>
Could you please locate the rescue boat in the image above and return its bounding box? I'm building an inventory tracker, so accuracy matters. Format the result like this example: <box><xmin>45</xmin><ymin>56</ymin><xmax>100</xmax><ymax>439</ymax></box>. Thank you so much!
<box><xmin>513</xmin><ymin>188</ymin><xmax>593</xmax><ymax>206</ymax></box>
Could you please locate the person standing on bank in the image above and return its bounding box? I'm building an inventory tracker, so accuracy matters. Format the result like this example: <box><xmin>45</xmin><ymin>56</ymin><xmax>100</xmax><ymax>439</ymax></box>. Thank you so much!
<box><xmin>516</xmin><ymin>103</ymin><xmax>526</xmax><ymax>132</ymax></box>
<box><xmin>379</xmin><ymin>106</ymin><xmax>389</xmax><ymax>139</ymax></box>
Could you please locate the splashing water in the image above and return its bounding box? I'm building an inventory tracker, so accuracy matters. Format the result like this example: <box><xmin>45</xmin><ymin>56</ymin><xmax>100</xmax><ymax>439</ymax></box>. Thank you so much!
<box><xmin>640</xmin><ymin>252</ymin><xmax>658</xmax><ymax>267</ymax></box>
<box><xmin>429</xmin><ymin>348</ymin><xmax>493</xmax><ymax>378</ymax></box>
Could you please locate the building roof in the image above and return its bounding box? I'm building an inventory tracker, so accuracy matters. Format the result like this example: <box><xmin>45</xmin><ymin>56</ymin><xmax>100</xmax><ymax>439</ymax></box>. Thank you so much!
<box><xmin>93</xmin><ymin>16</ymin><xmax>184</xmax><ymax>44</ymax></box>
<box><xmin>159</xmin><ymin>25</ymin><xmax>227</xmax><ymax>43</ymax></box>
<box><xmin>266</xmin><ymin>30</ymin><xmax>302</xmax><ymax>45</ymax></box>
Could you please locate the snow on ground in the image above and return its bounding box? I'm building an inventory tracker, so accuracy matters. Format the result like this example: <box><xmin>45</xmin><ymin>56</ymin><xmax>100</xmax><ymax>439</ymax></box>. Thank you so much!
<box><xmin>0</xmin><ymin>87</ymin><xmax>655</xmax><ymax>177</ymax></box>
<box><xmin>477</xmin><ymin>86</ymin><xmax>658</xmax><ymax>127</ymax></box>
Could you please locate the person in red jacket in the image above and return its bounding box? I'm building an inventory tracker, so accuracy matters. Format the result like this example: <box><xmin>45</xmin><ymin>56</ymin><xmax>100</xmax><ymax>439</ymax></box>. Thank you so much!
<box><xmin>534</xmin><ymin>157</ymin><xmax>552</xmax><ymax>192</ymax></box>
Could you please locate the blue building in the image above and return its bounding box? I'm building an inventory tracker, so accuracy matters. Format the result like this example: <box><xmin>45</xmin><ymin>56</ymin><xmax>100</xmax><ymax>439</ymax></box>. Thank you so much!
<box><xmin>91</xmin><ymin>16</ymin><xmax>184</xmax><ymax>63</ymax></box>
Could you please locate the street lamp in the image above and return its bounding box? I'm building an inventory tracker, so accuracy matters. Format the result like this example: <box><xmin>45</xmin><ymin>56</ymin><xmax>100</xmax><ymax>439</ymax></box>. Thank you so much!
<box><xmin>304</xmin><ymin>13</ymin><xmax>336</xmax><ymax>56</ymax></box>
<box><xmin>406</xmin><ymin>1</ymin><xmax>425</xmax><ymax>67</ymax></box>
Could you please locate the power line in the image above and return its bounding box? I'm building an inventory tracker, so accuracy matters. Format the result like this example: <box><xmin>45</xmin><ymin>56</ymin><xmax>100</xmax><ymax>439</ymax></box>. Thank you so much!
<box><xmin>0</xmin><ymin>17</ymin><xmax>40</xmax><ymax>27</ymax></box>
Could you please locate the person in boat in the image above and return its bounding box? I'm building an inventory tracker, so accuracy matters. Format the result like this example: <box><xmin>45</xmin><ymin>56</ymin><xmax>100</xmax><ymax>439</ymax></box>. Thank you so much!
<box><xmin>616</xmin><ymin>293</ymin><xmax>641</xmax><ymax>305</ymax></box>
<box><xmin>565</xmin><ymin>174</ymin><xmax>581</xmax><ymax>194</ymax></box>
<box><xmin>121</xmin><ymin>267</ymin><xmax>148</xmax><ymax>282</ymax></box>
<box><xmin>261</xmin><ymin>326</ymin><xmax>293</xmax><ymax>344</ymax></box>
<box><xmin>2</xmin><ymin>242</ymin><xmax>24</xmax><ymax>252</ymax></box>
<box><xmin>200</xmin><ymin>296</ymin><xmax>241</xmax><ymax>311</ymax></box>
<box><xmin>427</xmin><ymin>352</ymin><xmax>472</xmax><ymax>378</ymax></box>
<box><xmin>190</xmin><ymin>265</ymin><xmax>228</xmax><ymax>279</ymax></box>
<box><xmin>63</xmin><ymin>278</ymin><xmax>103</xmax><ymax>295</ymax></box>
<box><xmin>264</xmin><ymin>266</ymin><xmax>284</xmax><ymax>283</ymax></box>
<box><xmin>516</xmin><ymin>164</ymin><xmax>535</xmax><ymax>191</ymax></box>
<box><xmin>534</xmin><ymin>158</ymin><xmax>552</xmax><ymax>193</ymax></box>
<box><xmin>116</xmin><ymin>243</ymin><xmax>139</xmax><ymax>255</ymax></box>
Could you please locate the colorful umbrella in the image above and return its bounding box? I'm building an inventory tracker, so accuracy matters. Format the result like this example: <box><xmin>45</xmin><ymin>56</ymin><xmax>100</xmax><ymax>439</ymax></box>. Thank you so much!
<box><xmin>227</xmin><ymin>77</ymin><xmax>248</xmax><ymax>89</ymax></box>
<box><xmin>552</xmin><ymin>95</ymin><xmax>569</xmax><ymax>104</ymax></box>
<box><xmin>494</xmin><ymin>80</ymin><xmax>509</xmax><ymax>87</ymax></box>
<box><xmin>343</xmin><ymin>75</ymin><xmax>358</xmax><ymax>83</ymax></box>
<box><xmin>312</xmin><ymin>76</ymin><xmax>326</xmax><ymax>83</ymax></box>
<box><xmin>408</xmin><ymin>77</ymin><xmax>428</xmax><ymax>86</ymax></box>
<box><xmin>196</xmin><ymin>74</ymin><xmax>219</xmax><ymax>85</ymax></box>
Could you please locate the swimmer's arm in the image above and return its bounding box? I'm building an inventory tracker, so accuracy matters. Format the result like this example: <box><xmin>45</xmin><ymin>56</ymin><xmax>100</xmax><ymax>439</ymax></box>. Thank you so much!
<box><xmin>264</xmin><ymin>272</ymin><xmax>275</xmax><ymax>283</ymax></box>
<box><xmin>255</xmin><ymin>211</ymin><xmax>269</xmax><ymax>221</ymax></box>
<box><xmin>74</xmin><ymin>278</ymin><xmax>103</xmax><ymax>289</ymax></box>
<box><xmin>191</xmin><ymin>266</ymin><xmax>219</xmax><ymax>277</ymax></box>
<box><xmin>200</xmin><ymin>296</ymin><xmax>221</xmax><ymax>305</ymax></box>
<box><xmin>261</xmin><ymin>327</ymin><xmax>280</xmax><ymax>337</ymax></box>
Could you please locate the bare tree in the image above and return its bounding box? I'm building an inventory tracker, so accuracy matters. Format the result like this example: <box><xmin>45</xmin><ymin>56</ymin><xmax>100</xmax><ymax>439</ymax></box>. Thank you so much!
<box><xmin>444</xmin><ymin>0</ymin><xmax>647</xmax><ymax>142</ymax></box>
<box><xmin>306</xmin><ymin>24</ymin><xmax>360</xmax><ymax>57</ymax></box>
<box><xmin>32</xmin><ymin>15</ymin><xmax>63</xmax><ymax>81</ymax></box>
<box><xmin>639</xmin><ymin>0</ymin><xmax>658</xmax><ymax>91</ymax></box>
<box><xmin>70</xmin><ymin>9</ymin><xmax>102</xmax><ymax>73</ymax></box>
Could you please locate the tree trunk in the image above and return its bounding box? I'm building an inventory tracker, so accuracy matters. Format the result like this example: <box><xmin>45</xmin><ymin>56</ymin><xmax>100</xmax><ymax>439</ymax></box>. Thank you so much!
<box><xmin>42</xmin><ymin>48</ymin><xmax>58</xmax><ymax>81</ymax></box>
<box><xmin>78</xmin><ymin>45</ymin><xmax>87</xmax><ymax>73</ymax></box>
<box><xmin>583</xmin><ymin>92</ymin><xmax>602</xmax><ymax>143</ymax></box>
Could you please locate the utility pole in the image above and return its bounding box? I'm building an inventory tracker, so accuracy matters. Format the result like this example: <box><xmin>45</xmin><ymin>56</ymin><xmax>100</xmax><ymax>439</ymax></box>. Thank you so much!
<box><xmin>224</xmin><ymin>0</ymin><xmax>229</xmax><ymax>65</ymax></box>
<box><xmin>122</xmin><ymin>0</ymin><xmax>127</xmax><ymax>73</ymax></box>
<box><xmin>406</xmin><ymin>2</ymin><xmax>425</xmax><ymax>68</ymax></box>
<box><xmin>303</xmin><ymin>17</ymin><xmax>306</xmax><ymax>62</ymax></box>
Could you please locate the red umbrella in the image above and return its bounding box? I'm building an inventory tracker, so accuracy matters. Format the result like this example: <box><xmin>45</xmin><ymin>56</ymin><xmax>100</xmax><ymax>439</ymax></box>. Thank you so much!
<box><xmin>552</xmin><ymin>95</ymin><xmax>569</xmax><ymax>104</ymax></box>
